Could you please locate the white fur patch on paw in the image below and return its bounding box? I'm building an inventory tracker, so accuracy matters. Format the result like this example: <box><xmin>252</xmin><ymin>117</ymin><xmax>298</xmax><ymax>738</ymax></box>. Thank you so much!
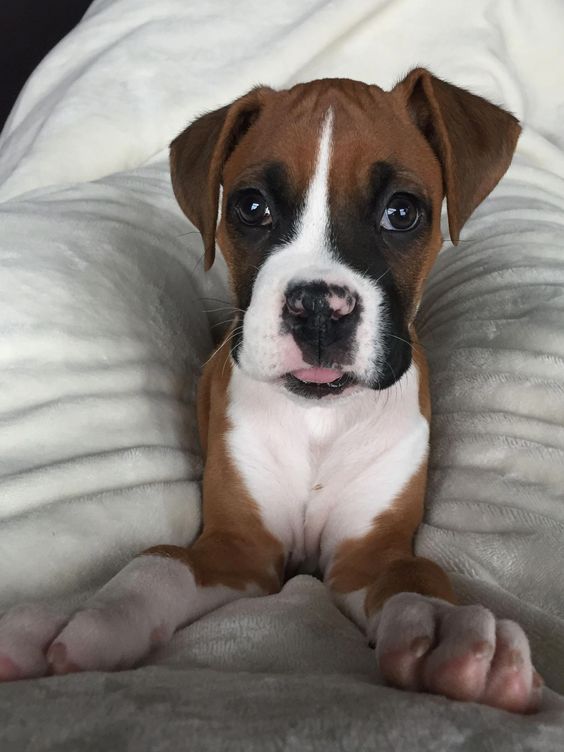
<box><xmin>46</xmin><ymin>555</ymin><xmax>199</xmax><ymax>674</ymax></box>
<box><xmin>371</xmin><ymin>592</ymin><xmax>543</xmax><ymax>714</ymax></box>
<box><xmin>45</xmin><ymin>555</ymin><xmax>254</xmax><ymax>675</ymax></box>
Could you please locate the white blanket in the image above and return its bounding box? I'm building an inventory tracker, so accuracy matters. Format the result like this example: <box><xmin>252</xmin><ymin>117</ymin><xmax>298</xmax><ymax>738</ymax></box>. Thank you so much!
<box><xmin>1</xmin><ymin>0</ymin><xmax>564</xmax><ymax>748</ymax></box>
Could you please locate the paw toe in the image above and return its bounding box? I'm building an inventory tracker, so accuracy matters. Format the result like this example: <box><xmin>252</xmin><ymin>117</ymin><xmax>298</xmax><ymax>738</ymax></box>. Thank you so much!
<box><xmin>47</xmin><ymin>642</ymin><xmax>82</xmax><ymax>676</ymax></box>
<box><xmin>374</xmin><ymin>593</ymin><xmax>442</xmax><ymax>690</ymax></box>
<box><xmin>481</xmin><ymin>620</ymin><xmax>536</xmax><ymax>713</ymax></box>
<box><xmin>0</xmin><ymin>604</ymin><xmax>69</xmax><ymax>682</ymax></box>
<box><xmin>424</xmin><ymin>648</ymin><xmax>493</xmax><ymax>702</ymax></box>
<box><xmin>421</xmin><ymin>604</ymin><xmax>496</xmax><ymax>702</ymax></box>
<box><xmin>379</xmin><ymin>640</ymin><xmax>431</xmax><ymax>689</ymax></box>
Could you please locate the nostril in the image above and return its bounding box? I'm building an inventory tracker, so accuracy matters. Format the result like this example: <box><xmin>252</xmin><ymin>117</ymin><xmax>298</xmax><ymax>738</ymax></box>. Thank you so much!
<box><xmin>329</xmin><ymin>292</ymin><xmax>357</xmax><ymax>319</ymax></box>
<box><xmin>285</xmin><ymin>290</ymin><xmax>306</xmax><ymax>317</ymax></box>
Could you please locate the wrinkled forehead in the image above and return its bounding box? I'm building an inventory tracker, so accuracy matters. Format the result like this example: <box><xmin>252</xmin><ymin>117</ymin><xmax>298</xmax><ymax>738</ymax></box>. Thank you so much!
<box><xmin>222</xmin><ymin>80</ymin><xmax>443</xmax><ymax>204</ymax></box>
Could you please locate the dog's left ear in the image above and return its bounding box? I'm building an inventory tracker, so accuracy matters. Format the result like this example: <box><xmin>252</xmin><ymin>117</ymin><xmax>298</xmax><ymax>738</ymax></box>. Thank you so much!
<box><xmin>170</xmin><ymin>86</ymin><xmax>274</xmax><ymax>270</ymax></box>
<box><xmin>394</xmin><ymin>68</ymin><xmax>521</xmax><ymax>243</ymax></box>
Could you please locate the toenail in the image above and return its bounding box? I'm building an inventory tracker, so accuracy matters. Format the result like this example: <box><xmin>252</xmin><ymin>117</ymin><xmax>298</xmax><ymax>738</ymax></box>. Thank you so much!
<box><xmin>472</xmin><ymin>640</ymin><xmax>494</xmax><ymax>660</ymax></box>
<box><xmin>46</xmin><ymin>643</ymin><xmax>81</xmax><ymax>676</ymax></box>
<box><xmin>410</xmin><ymin>636</ymin><xmax>431</xmax><ymax>658</ymax></box>
<box><xmin>46</xmin><ymin>643</ymin><xmax>66</xmax><ymax>668</ymax></box>
<box><xmin>501</xmin><ymin>649</ymin><xmax>524</xmax><ymax>671</ymax></box>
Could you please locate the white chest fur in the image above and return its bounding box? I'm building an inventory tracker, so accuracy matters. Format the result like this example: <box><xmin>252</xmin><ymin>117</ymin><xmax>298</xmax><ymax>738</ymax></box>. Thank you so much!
<box><xmin>226</xmin><ymin>366</ymin><xmax>429</xmax><ymax>574</ymax></box>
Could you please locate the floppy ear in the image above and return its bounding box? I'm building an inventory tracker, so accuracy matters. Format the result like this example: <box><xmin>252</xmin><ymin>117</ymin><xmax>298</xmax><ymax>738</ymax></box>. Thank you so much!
<box><xmin>394</xmin><ymin>68</ymin><xmax>521</xmax><ymax>243</ymax></box>
<box><xmin>170</xmin><ymin>86</ymin><xmax>274</xmax><ymax>270</ymax></box>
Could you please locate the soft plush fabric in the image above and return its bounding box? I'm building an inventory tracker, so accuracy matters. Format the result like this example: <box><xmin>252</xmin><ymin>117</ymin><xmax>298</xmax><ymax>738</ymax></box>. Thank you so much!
<box><xmin>0</xmin><ymin>163</ymin><xmax>227</xmax><ymax>608</ymax></box>
<box><xmin>2</xmin><ymin>576</ymin><xmax>564</xmax><ymax>752</ymax></box>
<box><xmin>1</xmin><ymin>0</ymin><xmax>564</xmax><ymax>749</ymax></box>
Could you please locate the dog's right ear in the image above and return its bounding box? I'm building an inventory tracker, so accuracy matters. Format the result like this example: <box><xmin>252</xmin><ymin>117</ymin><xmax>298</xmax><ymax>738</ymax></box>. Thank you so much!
<box><xmin>170</xmin><ymin>86</ymin><xmax>274</xmax><ymax>271</ymax></box>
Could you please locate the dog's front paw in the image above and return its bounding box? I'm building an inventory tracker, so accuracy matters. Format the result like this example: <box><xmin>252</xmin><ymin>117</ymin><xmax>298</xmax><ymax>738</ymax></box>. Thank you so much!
<box><xmin>0</xmin><ymin>603</ymin><xmax>71</xmax><ymax>681</ymax></box>
<box><xmin>0</xmin><ymin>555</ymin><xmax>194</xmax><ymax>680</ymax></box>
<box><xmin>0</xmin><ymin>596</ymin><xmax>159</xmax><ymax>681</ymax></box>
<box><xmin>44</xmin><ymin>555</ymin><xmax>194</xmax><ymax>675</ymax></box>
<box><xmin>44</xmin><ymin>598</ymin><xmax>171</xmax><ymax>676</ymax></box>
<box><xmin>373</xmin><ymin>593</ymin><xmax>543</xmax><ymax>714</ymax></box>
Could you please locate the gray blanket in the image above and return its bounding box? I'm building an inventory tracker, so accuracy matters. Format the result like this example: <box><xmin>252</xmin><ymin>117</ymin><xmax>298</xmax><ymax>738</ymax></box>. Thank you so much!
<box><xmin>2</xmin><ymin>577</ymin><xmax>564</xmax><ymax>751</ymax></box>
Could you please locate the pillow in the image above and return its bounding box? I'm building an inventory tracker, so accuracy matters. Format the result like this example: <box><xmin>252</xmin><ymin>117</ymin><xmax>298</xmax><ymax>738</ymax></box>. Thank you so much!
<box><xmin>0</xmin><ymin>161</ymin><xmax>227</xmax><ymax>607</ymax></box>
<box><xmin>417</xmin><ymin>147</ymin><xmax>564</xmax><ymax>692</ymax></box>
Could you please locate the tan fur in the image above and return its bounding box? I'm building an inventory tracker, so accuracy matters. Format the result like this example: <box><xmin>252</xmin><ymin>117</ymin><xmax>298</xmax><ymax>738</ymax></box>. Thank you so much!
<box><xmin>327</xmin><ymin>460</ymin><xmax>456</xmax><ymax>615</ymax></box>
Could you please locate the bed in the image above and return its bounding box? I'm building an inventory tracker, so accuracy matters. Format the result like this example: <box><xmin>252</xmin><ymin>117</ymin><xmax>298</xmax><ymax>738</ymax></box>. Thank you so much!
<box><xmin>1</xmin><ymin>0</ymin><xmax>564</xmax><ymax>748</ymax></box>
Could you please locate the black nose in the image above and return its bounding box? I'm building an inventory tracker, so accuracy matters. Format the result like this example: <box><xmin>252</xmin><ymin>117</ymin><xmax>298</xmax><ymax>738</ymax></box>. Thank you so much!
<box><xmin>283</xmin><ymin>281</ymin><xmax>360</xmax><ymax>363</ymax></box>
<box><xmin>285</xmin><ymin>283</ymin><xmax>357</xmax><ymax>320</ymax></box>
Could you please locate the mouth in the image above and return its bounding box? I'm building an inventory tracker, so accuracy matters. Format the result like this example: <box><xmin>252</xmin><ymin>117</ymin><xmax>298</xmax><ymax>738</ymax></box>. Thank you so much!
<box><xmin>284</xmin><ymin>367</ymin><xmax>357</xmax><ymax>399</ymax></box>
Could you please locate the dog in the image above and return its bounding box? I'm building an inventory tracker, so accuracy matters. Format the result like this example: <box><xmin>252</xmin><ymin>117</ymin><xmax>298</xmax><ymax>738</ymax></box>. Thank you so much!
<box><xmin>0</xmin><ymin>70</ymin><xmax>543</xmax><ymax>713</ymax></box>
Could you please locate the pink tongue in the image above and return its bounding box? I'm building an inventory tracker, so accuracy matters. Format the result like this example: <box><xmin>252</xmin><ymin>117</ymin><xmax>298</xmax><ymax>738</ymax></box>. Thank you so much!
<box><xmin>292</xmin><ymin>367</ymin><xmax>343</xmax><ymax>384</ymax></box>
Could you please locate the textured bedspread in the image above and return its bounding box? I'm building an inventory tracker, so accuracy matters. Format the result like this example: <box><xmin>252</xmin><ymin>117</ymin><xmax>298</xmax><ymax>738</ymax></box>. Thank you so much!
<box><xmin>1</xmin><ymin>0</ymin><xmax>564</xmax><ymax>749</ymax></box>
<box><xmin>2</xmin><ymin>577</ymin><xmax>564</xmax><ymax>752</ymax></box>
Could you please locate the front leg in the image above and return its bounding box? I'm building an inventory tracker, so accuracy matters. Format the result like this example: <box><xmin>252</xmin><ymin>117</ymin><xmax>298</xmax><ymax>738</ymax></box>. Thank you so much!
<box><xmin>0</xmin><ymin>350</ymin><xmax>285</xmax><ymax>680</ymax></box>
<box><xmin>0</xmin><ymin>523</ymin><xmax>284</xmax><ymax>680</ymax></box>
<box><xmin>325</xmin><ymin>462</ymin><xmax>543</xmax><ymax>714</ymax></box>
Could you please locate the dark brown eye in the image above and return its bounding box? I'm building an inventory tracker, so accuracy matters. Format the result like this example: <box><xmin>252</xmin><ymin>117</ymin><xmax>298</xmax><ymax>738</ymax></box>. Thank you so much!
<box><xmin>235</xmin><ymin>192</ymin><xmax>272</xmax><ymax>227</ymax></box>
<box><xmin>380</xmin><ymin>193</ymin><xmax>420</xmax><ymax>231</ymax></box>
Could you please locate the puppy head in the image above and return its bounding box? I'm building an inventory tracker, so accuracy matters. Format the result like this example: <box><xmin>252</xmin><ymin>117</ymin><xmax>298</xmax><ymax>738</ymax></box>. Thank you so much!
<box><xmin>171</xmin><ymin>70</ymin><xmax>520</xmax><ymax>399</ymax></box>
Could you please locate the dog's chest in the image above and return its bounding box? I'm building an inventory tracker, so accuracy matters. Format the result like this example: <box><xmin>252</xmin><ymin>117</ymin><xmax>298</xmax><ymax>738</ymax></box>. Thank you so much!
<box><xmin>226</xmin><ymin>367</ymin><xmax>428</xmax><ymax>571</ymax></box>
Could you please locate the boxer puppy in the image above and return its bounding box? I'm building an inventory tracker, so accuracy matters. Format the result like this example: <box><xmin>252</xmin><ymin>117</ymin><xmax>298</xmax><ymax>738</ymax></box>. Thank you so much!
<box><xmin>0</xmin><ymin>70</ymin><xmax>542</xmax><ymax>713</ymax></box>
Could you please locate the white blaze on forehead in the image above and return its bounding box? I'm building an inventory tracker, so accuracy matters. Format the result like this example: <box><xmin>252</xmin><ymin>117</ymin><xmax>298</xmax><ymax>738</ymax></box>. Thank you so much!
<box><xmin>236</xmin><ymin>104</ymin><xmax>385</xmax><ymax>384</ymax></box>
<box><xmin>295</xmin><ymin>108</ymin><xmax>334</xmax><ymax>261</ymax></box>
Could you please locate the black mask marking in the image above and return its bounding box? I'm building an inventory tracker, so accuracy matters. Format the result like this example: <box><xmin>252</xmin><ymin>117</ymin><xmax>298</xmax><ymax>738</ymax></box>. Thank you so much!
<box><xmin>225</xmin><ymin>162</ymin><xmax>303</xmax><ymax>362</ymax></box>
<box><xmin>328</xmin><ymin>161</ymin><xmax>432</xmax><ymax>390</ymax></box>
